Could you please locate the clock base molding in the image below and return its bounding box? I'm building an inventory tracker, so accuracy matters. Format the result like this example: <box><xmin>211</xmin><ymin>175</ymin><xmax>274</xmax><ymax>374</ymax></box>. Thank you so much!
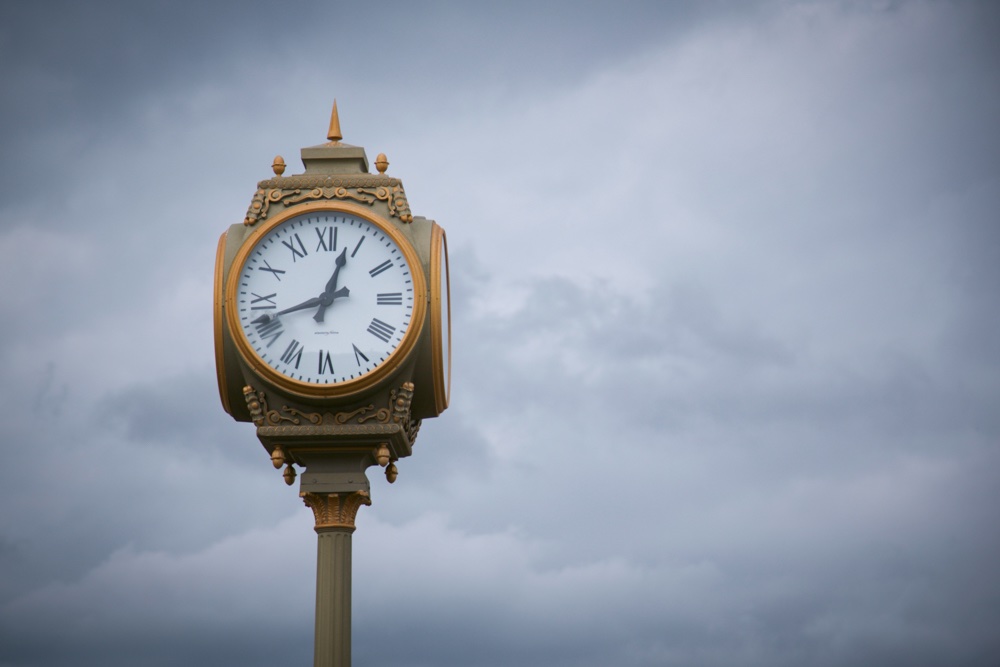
<box><xmin>244</xmin><ymin>382</ymin><xmax>418</xmax><ymax>495</ymax></box>
<box><xmin>242</xmin><ymin>382</ymin><xmax>419</xmax><ymax>436</ymax></box>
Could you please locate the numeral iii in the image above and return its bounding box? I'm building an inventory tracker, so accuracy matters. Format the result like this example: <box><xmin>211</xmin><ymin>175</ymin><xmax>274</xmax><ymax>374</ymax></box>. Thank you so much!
<box><xmin>377</xmin><ymin>292</ymin><xmax>402</xmax><ymax>305</ymax></box>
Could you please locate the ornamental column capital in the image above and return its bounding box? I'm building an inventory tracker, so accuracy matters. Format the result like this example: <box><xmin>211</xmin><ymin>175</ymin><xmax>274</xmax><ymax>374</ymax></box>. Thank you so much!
<box><xmin>301</xmin><ymin>491</ymin><xmax>372</xmax><ymax>532</ymax></box>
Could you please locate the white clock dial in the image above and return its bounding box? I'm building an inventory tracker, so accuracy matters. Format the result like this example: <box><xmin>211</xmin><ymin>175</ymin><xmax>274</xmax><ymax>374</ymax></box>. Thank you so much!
<box><xmin>230</xmin><ymin>208</ymin><xmax>421</xmax><ymax>389</ymax></box>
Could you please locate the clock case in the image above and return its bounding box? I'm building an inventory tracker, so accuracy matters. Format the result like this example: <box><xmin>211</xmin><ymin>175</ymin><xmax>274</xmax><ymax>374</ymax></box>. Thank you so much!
<box><xmin>214</xmin><ymin>133</ymin><xmax>448</xmax><ymax>492</ymax></box>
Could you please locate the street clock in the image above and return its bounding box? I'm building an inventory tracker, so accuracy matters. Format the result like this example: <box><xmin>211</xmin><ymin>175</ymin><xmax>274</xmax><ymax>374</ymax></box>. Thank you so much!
<box><xmin>213</xmin><ymin>100</ymin><xmax>452</xmax><ymax>667</ymax></box>
<box><xmin>215</xmin><ymin>102</ymin><xmax>450</xmax><ymax>428</ymax></box>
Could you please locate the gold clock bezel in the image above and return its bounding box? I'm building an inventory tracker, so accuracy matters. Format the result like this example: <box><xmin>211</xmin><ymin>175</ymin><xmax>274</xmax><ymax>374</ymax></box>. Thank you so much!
<box><xmin>224</xmin><ymin>201</ymin><xmax>427</xmax><ymax>399</ymax></box>
<box><xmin>430</xmin><ymin>223</ymin><xmax>451</xmax><ymax>413</ymax></box>
<box><xmin>213</xmin><ymin>230</ymin><xmax>234</xmax><ymax>414</ymax></box>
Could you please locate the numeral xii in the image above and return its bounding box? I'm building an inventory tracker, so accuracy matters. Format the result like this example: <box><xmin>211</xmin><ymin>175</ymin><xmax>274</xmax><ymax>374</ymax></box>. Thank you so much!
<box><xmin>315</xmin><ymin>226</ymin><xmax>337</xmax><ymax>252</ymax></box>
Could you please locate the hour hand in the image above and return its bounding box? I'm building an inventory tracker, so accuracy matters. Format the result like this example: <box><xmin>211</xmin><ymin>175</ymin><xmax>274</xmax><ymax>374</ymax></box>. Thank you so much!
<box><xmin>314</xmin><ymin>247</ymin><xmax>350</xmax><ymax>322</ymax></box>
<box><xmin>323</xmin><ymin>248</ymin><xmax>348</xmax><ymax>295</ymax></box>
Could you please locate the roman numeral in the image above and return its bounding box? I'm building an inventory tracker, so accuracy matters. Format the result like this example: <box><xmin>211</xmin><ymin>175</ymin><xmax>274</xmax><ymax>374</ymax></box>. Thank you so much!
<box><xmin>318</xmin><ymin>350</ymin><xmax>334</xmax><ymax>375</ymax></box>
<box><xmin>315</xmin><ymin>226</ymin><xmax>337</xmax><ymax>252</ymax></box>
<box><xmin>369</xmin><ymin>260</ymin><xmax>393</xmax><ymax>277</ymax></box>
<box><xmin>282</xmin><ymin>233</ymin><xmax>308</xmax><ymax>261</ymax></box>
<box><xmin>259</xmin><ymin>259</ymin><xmax>285</xmax><ymax>280</ymax></box>
<box><xmin>367</xmin><ymin>318</ymin><xmax>396</xmax><ymax>343</ymax></box>
<box><xmin>352</xmin><ymin>343</ymin><xmax>369</xmax><ymax>366</ymax></box>
<box><xmin>250</xmin><ymin>292</ymin><xmax>277</xmax><ymax>309</ymax></box>
<box><xmin>377</xmin><ymin>292</ymin><xmax>403</xmax><ymax>305</ymax></box>
<box><xmin>279</xmin><ymin>339</ymin><xmax>303</xmax><ymax>369</ymax></box>
<box><xmin>252</xmin><ymin>315</ymin><xmax>283</xmax><ymax>348</ymax></box>
<box><xmin>351</xmin><ymin>235</ymin><xmax>365</xmax><ymax>258</ymax></box>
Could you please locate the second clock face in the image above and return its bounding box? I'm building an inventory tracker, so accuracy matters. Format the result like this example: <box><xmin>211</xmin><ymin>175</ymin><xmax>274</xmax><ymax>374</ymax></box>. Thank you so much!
<box><xmin>229</xmin><ymin>207</ymin><xmax>422</xmax><ymax>390</ymax></box>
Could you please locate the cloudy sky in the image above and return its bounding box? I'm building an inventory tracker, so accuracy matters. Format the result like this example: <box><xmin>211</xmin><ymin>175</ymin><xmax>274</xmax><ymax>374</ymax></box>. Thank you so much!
<box><xmin>2</xmin><ymin>1</ymin><xmax>999</xmax><ymax>665</ymax></box>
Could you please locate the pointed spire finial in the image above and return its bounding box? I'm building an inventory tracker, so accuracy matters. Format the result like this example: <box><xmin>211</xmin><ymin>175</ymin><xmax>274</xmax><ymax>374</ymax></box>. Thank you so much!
<box><xmin>327</xmin><ymin>100</ymin><xmax>342</xmax><ymax>143</ymax></box>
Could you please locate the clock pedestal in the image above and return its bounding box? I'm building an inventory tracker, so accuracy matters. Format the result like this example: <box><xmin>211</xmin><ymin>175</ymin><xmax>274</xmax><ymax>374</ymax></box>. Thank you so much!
<box><xmin>245</xmin><ymin>382</ymin><xmax>417</xmax><ymax>667</ymax></box>
<box><xmin>302</xmin><ymin>492</ymin><xmax>370</xmax><ymax>667</ymax></box>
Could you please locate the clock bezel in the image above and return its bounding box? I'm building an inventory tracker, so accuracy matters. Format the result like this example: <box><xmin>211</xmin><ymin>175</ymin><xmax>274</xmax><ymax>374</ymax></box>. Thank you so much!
<box><xmin>214</xmin><ymin>230</ymin><xmax>235</xmax><ymax>414</ymax></box>
<box><xmin>429</xmin><ymin>223</ymin><xmax>451</xmax><ymax>413</ymax></box>
<box><xmin>224</xmin><ymin>201</ymin><xmax>427</xmax><ymax>399</ymax></box>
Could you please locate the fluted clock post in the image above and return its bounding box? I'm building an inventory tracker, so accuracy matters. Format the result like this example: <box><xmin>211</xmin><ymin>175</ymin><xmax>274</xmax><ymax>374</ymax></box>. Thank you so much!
<box><xmin>302</xmin><ymin>491</ymin><xmax>371</xmax><ymax>667</ymax></box>
<box><xmin>214</xmin><ymin>101</ymin><xmax>452</xmax><ymax>667</ymax></box>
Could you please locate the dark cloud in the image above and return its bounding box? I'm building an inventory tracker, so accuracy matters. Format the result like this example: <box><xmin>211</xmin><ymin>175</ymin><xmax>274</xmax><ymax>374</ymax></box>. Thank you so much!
<box><xmin>0</xmin><ymin>0</ymin><xmax>711</xmax><ymax>198</ymax></box>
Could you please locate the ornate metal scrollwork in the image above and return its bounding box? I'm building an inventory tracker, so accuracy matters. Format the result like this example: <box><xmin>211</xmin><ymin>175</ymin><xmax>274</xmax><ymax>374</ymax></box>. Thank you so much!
<box><xmin>243</xmin><ymin>386</ymin><xmax>266</xmax><ymax>426</ymax></box>
<box><xmin>244</xmin><ymin>383</ymin><xmax>421</xmax><ymax>446</ymax></box>
<box><xmin>390</xmin><ymin>382</ymin><xmax>421</xmax><ymax>443</ymax></box>
<box><xmin>244</xmin><ymin>175</ymin><xmax>412</xmax><ymax>225</ymax></box>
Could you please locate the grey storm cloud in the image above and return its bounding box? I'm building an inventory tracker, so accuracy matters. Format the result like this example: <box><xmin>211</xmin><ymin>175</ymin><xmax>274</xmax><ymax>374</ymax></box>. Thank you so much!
<box><xmin>1</xmin><ymin>2</ymin><xmax>999</xmax><ymax>666</ymax></box>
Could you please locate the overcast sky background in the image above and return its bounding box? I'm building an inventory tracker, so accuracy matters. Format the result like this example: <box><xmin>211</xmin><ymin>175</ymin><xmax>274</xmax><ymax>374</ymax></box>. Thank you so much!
<box><xmin>1</xmin><ymin>1</ymin><xmax>999</xmax><ymax>666</ymax></box>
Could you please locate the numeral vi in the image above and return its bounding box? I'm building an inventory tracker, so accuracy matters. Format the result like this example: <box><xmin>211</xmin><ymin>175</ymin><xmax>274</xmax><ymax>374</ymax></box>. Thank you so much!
<box><xmin>318</xmin><ymin>350</ymin><xmax>334</xmax><ymax>375</ymax></box>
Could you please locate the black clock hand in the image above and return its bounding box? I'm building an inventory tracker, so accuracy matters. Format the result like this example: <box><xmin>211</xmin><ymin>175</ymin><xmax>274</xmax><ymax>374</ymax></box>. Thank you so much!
<box><xmin>314</xmin><ymin>247</ymin><xmax>349</xmax><ymax>323</ymax></box>
<box><xmin>323</xmin><ymin>247</ymin><xmax>348</xmax><ymax>295</ymax></box>
<box><xmin>253</xmin><ymin>296</ymin><xmax>324</xmax><ymax>325</ymax></box>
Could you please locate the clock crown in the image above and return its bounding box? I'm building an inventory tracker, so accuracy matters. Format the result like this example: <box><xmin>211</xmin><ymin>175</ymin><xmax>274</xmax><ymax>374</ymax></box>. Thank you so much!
<box><xmin>327</xmin><ymin>99</ymin><xmax>343</xmax><ymax>143</ymax></box>
<box><xmin>301</xmin><ymin>100</ymin><xmax>369</xmax><ymax>175</ymax></box>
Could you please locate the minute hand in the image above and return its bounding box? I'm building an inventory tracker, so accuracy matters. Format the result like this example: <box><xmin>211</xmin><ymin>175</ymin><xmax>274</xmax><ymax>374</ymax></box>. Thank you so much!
<box><xmin>253</xmin><ymin>296</ymin><xmax>325</xmax><ymax>324</ymax></box>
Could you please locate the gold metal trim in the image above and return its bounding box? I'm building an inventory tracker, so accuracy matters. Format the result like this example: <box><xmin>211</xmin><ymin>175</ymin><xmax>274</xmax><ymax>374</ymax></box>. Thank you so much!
<box><xmin>213</xmin><ymin>231</ymin><xmax>232</xmax><ymax>415</ymax></box>
<box><xmin>225</xmin><ymin>202</ymin><xmax>427</xmax><ymax>400</ymax></box>
<box><xmin>429</xmin><ymin>224</ymin><xmax>451</xmax><ymax>413</ymax></box>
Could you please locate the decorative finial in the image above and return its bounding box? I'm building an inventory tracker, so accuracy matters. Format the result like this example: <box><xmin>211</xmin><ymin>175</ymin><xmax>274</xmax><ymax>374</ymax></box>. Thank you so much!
<box><xmin>375</xmin><ymin>153</ymin><xmax>389</xmax><ymax>174</ymax></box>
<box><xmin>272</xmin><ymin>155</ymin><xmax>286</xmax><ymax>176</ymax></box>
<box><xmin>327</xmin><ymin>100</ymin><xmax>342</xmax><ymax>143</ymax></box>
<box><xmin>270</xmin><ymin>446</ymin><xmax>286</xmax><ymax>469</ymax></box>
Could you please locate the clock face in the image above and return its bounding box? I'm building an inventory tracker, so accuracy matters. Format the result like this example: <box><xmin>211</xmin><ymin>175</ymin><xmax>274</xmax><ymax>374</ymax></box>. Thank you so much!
<box><xmin>226</xmin><ymin>205</ymin><xmax>425</xmax><ymax>395</ymax></box>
